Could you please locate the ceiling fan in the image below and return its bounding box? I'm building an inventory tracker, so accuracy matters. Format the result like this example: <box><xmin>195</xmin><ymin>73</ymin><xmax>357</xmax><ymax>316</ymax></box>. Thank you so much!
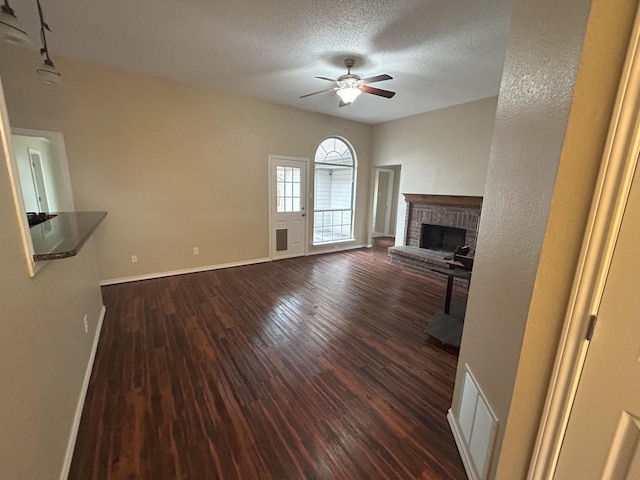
<box><xmin>300</xmin><ymin>58</ymin><xmax>396</xmax><ymax>107</ymax></box>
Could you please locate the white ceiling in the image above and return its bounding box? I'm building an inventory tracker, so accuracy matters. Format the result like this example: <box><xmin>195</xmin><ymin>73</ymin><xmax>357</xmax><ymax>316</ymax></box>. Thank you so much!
<box><xmin>12</xmin><ymin>0</ymin><xmax>513</xmax><ymax>125</ymax></box>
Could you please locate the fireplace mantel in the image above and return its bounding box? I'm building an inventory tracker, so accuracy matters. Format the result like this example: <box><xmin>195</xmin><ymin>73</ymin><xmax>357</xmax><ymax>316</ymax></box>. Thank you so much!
<box><xmin>402</xmin><ymin>194</ymin><xmax>483</xmax><ymax>209</ymax></box>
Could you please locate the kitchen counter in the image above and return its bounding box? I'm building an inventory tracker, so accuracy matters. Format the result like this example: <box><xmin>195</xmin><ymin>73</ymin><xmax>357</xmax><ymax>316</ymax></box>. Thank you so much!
<box><xmin>30</xmin><ymin>211</ymin><xmax>107</xmax><ymax>261</ymax></box>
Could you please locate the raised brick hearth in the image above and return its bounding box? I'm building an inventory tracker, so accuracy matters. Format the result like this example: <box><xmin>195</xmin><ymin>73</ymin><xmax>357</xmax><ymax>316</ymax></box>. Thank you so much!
<box><xmin>389</xmin><ymin>194</ymin><xmax>482</xmax><ymax>283</ymax></box>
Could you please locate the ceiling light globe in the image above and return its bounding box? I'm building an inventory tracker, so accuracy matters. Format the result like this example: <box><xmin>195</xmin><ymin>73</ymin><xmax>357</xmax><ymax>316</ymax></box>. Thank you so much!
<box><xmin>336</xmin><ymin>87</ymin><xmax>361</xmax><ymax>104</ymax></box>
<box><xmin>37</xmin><ymin>59</ymin><xmax>63</xmax><ymax>86</ymax></box>
<box><xmin>0</xmin><ymin>6</ymin><xmax>32</xmax><ymax>47</ymax></box>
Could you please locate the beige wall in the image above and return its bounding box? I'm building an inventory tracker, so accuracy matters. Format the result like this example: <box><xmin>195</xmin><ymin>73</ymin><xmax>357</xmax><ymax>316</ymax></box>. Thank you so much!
<box><xmin>372</xmin><ymin>97</ymin><xmax>497</xmax><ymax>244</ymax></box>
<box><xmin>0</xmin><ymin>45</ymin><xmax>373</xmax><ymax>282</ymax></box>
<box><xmin>0</xmin><ymin>83</ymin><xmax>104</xmax><ymax>479</ymax></box>
<box><xmin>452</xmin><ymin>0</ymin><xmax>638</xmax><ymax>478</ymax></box>
<box><xmin>494</xmin><ymin>0</ymin><xmax>639</xmax><ymax>477</ymax></box>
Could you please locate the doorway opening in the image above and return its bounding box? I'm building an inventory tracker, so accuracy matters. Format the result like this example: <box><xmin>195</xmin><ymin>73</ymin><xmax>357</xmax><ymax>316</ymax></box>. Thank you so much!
<box><xmin>371</xmin><ymin>165</ymin><xmax>400</xmax><ymax>243</ymax></box>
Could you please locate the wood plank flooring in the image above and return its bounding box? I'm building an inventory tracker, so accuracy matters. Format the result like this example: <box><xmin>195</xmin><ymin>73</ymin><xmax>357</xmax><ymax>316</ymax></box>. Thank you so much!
<box><xmin>69</xmin><ymin>238</ymin><xmax>468</xmax><ymax>479</ymax></box>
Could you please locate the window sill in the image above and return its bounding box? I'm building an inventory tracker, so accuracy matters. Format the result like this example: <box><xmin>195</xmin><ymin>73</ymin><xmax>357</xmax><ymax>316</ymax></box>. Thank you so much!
<box><xmin>312</xmin><ymin>238</ymin><xmax>357</xmax><ymax>247</ymax></box>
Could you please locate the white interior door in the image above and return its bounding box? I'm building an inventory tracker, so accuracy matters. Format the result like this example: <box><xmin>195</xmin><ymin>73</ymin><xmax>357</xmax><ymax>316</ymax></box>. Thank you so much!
<box><xmin>28</xmin><ymin>148</ymin><xmax>50</xmax><ymax>213</ymax></box>
<box><xmin>554</xmin><ymin>162</ymin><xmax>640</xmax><ymax>479</ymax></box>
<box><xmin>269</xmin><ymin>156</ymin><xmax>307</xmax><ymax>259</ymax></box>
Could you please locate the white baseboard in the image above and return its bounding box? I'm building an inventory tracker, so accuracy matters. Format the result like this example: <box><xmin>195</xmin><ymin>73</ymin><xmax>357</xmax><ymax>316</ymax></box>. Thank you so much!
<box><xmin>100</xmin><ymin>247</ymin><xmax>372</xmax><ymax>285</ymax></box>
<box><xmin>60</xmin><ymin>305</ymin><xmax>106</xmax><ymax>480</ymax></box>
<box><xmin>448</xmin><ymin>409</ymin><xmax>480</xmax><ymax>480</ymax></box>
<box><xmin>100</xmin><ymin>257</ymin><xmax>272</xmax><ymax>286</ymax></box>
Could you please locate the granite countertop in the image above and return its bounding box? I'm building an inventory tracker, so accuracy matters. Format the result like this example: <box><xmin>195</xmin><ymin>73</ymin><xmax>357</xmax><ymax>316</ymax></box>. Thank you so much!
<box><xmin>29</xmin><ymin>211</ymin><xmax>107</xmax><ymax>261</ymax></box>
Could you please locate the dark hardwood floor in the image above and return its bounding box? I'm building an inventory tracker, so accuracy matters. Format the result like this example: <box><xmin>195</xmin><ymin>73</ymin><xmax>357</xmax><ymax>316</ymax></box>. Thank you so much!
<box><xmin>69</xmin><ymin>238</ymin><xmax>468</xmax><ymax>479</ymax></box>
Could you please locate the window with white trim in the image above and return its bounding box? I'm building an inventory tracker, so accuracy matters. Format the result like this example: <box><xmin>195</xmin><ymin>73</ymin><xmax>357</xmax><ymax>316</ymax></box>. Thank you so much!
<box><xmin>313</xmin><ymin>137</ymin><xmax>356</xmax><ymax>244</ymax></box>
<box><xmin>275</xmin><ymin>166</ymin><xmax>301</xmax><ymax>213</ymax></box>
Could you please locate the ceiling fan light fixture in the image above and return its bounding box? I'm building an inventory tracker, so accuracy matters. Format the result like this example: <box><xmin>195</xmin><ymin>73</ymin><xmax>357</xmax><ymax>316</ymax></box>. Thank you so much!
<box><xmin>301</xmin><ymin>58</ymin><xmax>394</xmax><ymax>106</ymax></box>
<box><xmin>0</xmin><ymin>0</ymin><xmax>32</xmax><ymax>46</ymax></box>
<box><xmin>336</xmin><ymin>86</ymin><xmax>361</xmax><ymax>104</ymax></box>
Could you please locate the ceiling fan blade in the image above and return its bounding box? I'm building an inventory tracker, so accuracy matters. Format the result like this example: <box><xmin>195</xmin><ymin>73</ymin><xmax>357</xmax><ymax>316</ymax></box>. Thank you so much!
<box><xmin>300</xmin><ymin>87</ymin><xmax>336</xmax><ymax>98</ymax></box>
<box><xmin>361</xmin><ymin>74</ymin><xmax>393</xmax><ymax>84</ymax></box>
<box><xmin>315</xmin><ymin>76</ymin><xmax>338</xmax><ymax>82</ymax></box>
<box><xmin>361</xmin><ymin>85</ymin><xmax>396</xmax><ymax>98</ymax></box>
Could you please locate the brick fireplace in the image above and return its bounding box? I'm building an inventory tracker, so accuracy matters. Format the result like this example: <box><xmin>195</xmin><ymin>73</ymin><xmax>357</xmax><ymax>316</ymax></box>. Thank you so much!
<box><xmin>388</xmin><ymin>194</ymin><xmax>483</xmax><ymax>280</ymax></box>
<box><xmin>403</xmin><ymin>194</ymin><xmax>482</xmax><ymax>253</ymax></box>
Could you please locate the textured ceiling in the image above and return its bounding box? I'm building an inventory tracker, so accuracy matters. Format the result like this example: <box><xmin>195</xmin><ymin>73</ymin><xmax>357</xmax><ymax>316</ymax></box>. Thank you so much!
<box><xmin>11</xmin><ymin>0</ymin><xmax>513</xmax><ymax>124</ymax></box>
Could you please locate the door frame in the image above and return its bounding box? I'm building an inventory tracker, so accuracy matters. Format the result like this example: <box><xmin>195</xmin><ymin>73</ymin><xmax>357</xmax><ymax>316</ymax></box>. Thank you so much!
<box><xmin>527</xmin><ymin>4</ymin><xmax>640</xmax><ymax>478</ymax></box>
<box><xmin>267</xmin><ymin>154</ymin><xmax>309</xmax><ymax>260</ymax></box>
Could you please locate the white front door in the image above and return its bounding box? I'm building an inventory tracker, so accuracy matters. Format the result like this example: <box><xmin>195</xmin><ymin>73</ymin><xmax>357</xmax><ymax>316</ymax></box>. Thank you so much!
<box><xmin>554</xmin><ymin>163</ymin><xmax>640</xmax><ymax>479</ymax></box>
<box><xmin>269</xmin><ymin>156</ymin><xmax>307</xmax><ymax>259</ymax></box>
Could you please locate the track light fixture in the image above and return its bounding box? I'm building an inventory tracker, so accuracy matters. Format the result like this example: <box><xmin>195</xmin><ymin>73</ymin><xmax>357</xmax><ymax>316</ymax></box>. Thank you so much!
<box><xmin>0</xmin><ymin>0</ymin><xmax>32</xmax><ymax>46</ymax></box>
<box><xmin>35</xmin><ymin>0</ymin><xmax>62</xmax><ymax>86</ymax></box>
<box><xmin>0</xmin><ymin>0</ymin><xmax>63</xmax><ymax>86</ymax></box>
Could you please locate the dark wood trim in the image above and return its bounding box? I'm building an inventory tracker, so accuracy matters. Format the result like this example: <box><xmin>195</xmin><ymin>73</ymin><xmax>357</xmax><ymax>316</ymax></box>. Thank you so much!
<box><xmin>402</xmin><ymin>194</ymin><xmax>483</xmax><ymax>209</ymax></box>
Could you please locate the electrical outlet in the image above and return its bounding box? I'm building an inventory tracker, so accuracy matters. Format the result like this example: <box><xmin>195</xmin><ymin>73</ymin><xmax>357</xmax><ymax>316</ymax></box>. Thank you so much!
<box><xmin>83</xmin><ymin>314</ymin><xmax>88</xmax><ymax>334</ymax></box>
<box><xmin>193</xmin><ymin>247</ymin><xmax>199</xmax><ymax>255</ymax></box>
<box><xmin>131</xmin><ymin>255</ymin><xmax>138</xmax><ymax>263</ymax></box>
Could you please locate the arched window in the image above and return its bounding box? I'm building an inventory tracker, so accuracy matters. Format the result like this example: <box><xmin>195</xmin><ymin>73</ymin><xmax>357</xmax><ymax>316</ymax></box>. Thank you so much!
<box><xmin>313</xmin><ymin>137</ymin><xmax>356</xmax><ymax>244</ymax></box>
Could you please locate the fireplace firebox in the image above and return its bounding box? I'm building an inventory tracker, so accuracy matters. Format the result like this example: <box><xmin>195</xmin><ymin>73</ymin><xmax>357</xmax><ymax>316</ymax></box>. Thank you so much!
<box><xmin>420</xmin><ymin>224</ymin><xmax>466</xmax><ymax>252</ymax></box>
